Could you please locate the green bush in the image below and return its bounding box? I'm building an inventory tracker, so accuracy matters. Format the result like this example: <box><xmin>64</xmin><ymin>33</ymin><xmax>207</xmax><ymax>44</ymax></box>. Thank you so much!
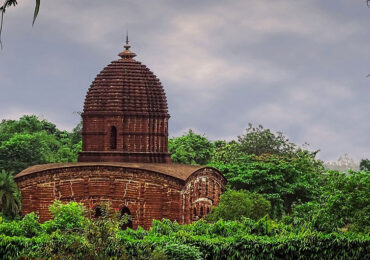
<box><xmin>0</xmin><ymin>201</ymin><xmax>369</xmax><ymax>259</ymax></box>
<box><xmin>206</xmin><ymin>190</ymin><xmax>270</xmax><ymax>222</ymax></box>
<box><xmin>45</xmin><ymin>200</ymin><xmax>88</xmax><ymax>233</ymax></box>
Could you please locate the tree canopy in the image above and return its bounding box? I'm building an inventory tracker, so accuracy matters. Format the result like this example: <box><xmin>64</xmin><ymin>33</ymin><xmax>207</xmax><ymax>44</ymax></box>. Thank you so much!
<box><xmin>0</xmin><ymin>115</ymin><xmax>81</xmax><ymax>174</ymax></box>
<box><xmin>168</xmin><ymin>129</ymin><xmax>214</xmax><ymax>165</ymax></box>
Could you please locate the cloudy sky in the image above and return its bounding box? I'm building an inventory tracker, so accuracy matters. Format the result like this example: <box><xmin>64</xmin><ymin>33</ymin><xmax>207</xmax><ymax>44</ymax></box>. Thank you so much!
<box><xmin>0</xmin><ymin>0</ymin><xmax>369</xmax><ymax>162</ymax></box>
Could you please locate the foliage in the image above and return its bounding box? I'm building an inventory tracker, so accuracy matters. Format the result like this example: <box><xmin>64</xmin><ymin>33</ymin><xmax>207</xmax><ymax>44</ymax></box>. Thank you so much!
<box><xmin>206</xmin><ymin>189</ymin><xmax>270</xmax><ymax>222</ymax></box>
<box><xmin>293</xmin><ymin>170</ymin><xmax>370</xmax><ymax>233</ymax></box>
<box><xmin>0</xmin><ymin>115</ymin><xmax>81</xmax><ymax>173</ymax></box>
<box><xmin>169</xmin><ymin>129</ymin><xmax>214</xmax><ymax>165</ymax></box>
<box><xmin>212</xmin><ymin>140</ymin><xmax>243</xmax><ymax>164</ymax></box>
<box><xmin>0</xmin><ymin>170</ymin><xmax>20</xmax><ymax>217</ymax></box>
<box><xmin>360</xmin><ymin>159</ymin><xmax>370</xmax><ymax>171</ymax></box>
<box><xmin>209</xmin><ymin>152</ymin><xmax>323</xmax><ymax>218</ymax></box>
<box><xmin>238</xmin><ymin>123</ymin><xmax>298</xmax><ymax>157</ymax></box>
<box><xmin>45</xmin><ymin>201</ymin><xmax>88</xmax><ymax>232</ymax></box>
<box><xmin>0</xmin><ymin>202</ymin><xmax>369</xmax><ymax>259</ymax></box>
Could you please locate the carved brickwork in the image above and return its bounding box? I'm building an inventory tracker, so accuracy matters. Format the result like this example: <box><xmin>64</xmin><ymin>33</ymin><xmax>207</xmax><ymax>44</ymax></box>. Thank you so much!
<box><xmin>15</xmin><ymin>164</ymin><xmax>226</xmax><ymax>229</ymax></box>
<box><xmin>79</xmin><ymin>45</ymin><xmax>171</xmax><ymax>163</ymax></box>
<box><xmin>14</xmin><ymin>41</ymin><xmax>227</xmax><ymax>229</ymax></box>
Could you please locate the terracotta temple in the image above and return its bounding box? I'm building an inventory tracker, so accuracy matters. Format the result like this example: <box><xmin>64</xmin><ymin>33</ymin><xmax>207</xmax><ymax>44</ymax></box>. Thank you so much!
<box><xmin>14</xmin><ymin>37</ymin><xmax>226</xmax><ymax>229</ymax></box>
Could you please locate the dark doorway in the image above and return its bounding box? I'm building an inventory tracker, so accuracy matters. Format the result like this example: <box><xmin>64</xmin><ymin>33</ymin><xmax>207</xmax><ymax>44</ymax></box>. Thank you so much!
<box><xmin>95</xmin><ymin>206</ymin><xmax>103</xmax><ymax>218</ymax></box>
<box><xmin>110</xmin><ymin>126</ymin><xmax>117</xmax><ymax>149</ymax></box>
<box><xmin>120</xmin><ymin>207</ymin><xmax>133</xmax><ymax>230</ymax></box>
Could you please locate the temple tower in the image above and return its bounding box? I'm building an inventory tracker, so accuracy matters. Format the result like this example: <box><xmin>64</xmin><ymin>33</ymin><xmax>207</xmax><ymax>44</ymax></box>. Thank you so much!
<box><xmin>78</xmin><ymin>36</ymin><xmax>171</xmax><ymax>163</ymax></box>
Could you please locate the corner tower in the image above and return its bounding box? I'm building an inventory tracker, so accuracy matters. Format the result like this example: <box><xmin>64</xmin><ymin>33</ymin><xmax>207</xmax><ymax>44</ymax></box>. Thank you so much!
<box><xmin>78</xmin><ymin>37</ymin><xmax>171</xmax><ymax>163</ymax></box>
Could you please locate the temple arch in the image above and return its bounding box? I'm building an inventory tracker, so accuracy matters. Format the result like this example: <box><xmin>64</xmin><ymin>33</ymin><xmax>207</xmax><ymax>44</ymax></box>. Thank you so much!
<box><xmin>120</xmin><ymin>206</ymin><xmax>133</xmax><ymax>230</ymax></box>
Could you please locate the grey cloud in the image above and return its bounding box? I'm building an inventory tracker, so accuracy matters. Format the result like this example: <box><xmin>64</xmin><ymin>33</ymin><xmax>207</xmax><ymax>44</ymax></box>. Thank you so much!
<box><xmin>0</xmin><ymin>0</ymin><xmax>369</xmax><ymax>162</ymax></box>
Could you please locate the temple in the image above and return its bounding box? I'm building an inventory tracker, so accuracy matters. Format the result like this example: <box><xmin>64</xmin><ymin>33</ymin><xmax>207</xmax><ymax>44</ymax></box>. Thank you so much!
<box><xmin>15</xmin><ymin>37</ymin><xmax>226</xmax><ymax>229</ymax></box>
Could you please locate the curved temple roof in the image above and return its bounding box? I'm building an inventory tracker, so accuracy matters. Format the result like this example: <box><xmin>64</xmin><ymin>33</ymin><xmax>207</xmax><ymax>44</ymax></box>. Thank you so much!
<box><xmin>83</xmin><ymin>38</ymin><xmax>169</xmax><ymax>117</ymax></box>
<box><xmin>14</xmin><ymin>162</ymin><xmax>220</xmax><ymax>182</ymax></box>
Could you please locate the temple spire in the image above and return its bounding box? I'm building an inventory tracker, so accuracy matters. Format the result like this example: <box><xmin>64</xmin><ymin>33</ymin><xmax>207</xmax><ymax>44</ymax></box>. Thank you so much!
<box><xmin>119</xmin><ymin>32</ymin><xmax>136</xmax><ymax>59</ymax></box>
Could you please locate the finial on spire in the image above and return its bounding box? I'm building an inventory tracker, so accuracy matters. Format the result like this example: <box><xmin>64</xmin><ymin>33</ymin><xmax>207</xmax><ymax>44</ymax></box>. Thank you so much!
<box><xmin>119</xmin><ymin>31</ymin><xmax>136</xmax><ymax>59</ymax></box>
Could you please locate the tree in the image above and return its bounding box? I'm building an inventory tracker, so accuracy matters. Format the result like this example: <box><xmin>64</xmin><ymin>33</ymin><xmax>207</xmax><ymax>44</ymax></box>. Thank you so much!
<box><xmin>206</xmin><ymin>189</ymin><xmax>270</xmax><ymax>222</ymax></box>
<box><xmin>0</xmin><ymin>132</ymin><xmax>57</xmax><ymax>173</ymax></box>
<box><xmin>0</xmin><ymin>115</ymin><xmax>61</xmax><ymax>142</ymax></box>
<box><xmin>169</xmin><ymin>130</ymin><xmax>214</xmax><ymax>165</ymax></box>
<box><xmin>209</xmin><ymin>151</ymin><xmax>324</xmax><ymax>218</ymax></box>
<box><xmin>238</xmin><ymin>123</ymin><xmax>298</xmax><ymax>157</ymax></box>
<box><xmin>293</xmin><ymin>170</ymin><xmax>370</xmax><ymax>233</ymax></box>
<box><xmin>360</xmin><ymin>159</ymin><xmax>370</xmax><ymax>171</ymax></box>
<box><xmin>0</xmin><ymin>170</ymin><xmax>21</xmax><ymax>217</ymax></box>
<box><xmin>212</xmin><ymin>140</ymin><xmax>243</xmax><ymax>164</ymax></box>
<box><xmin>0</xmin><ymin>115</ymin><xmax>81</xmax><ymax>173</ymax></box>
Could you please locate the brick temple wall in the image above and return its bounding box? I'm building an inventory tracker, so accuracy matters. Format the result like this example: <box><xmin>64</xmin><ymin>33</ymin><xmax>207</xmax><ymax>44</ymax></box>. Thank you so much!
<box><xmin>16</xmin><ymin>165</ymin><xmax>226</xmax><ymax>229</ymax></box>
<box><xmin>16</xmin><ymin>166</ymin><xmax>183</xmax><ymax>229</ymax></box>
<box><xmin>79</xmin><ymin>114</ymin><xmax>170</xmax><ymax>163</ymax></box>
<box><xmin>181</xmin><ymin>168</ymin><xmax>226</xmax><ymax>224</ymax></box>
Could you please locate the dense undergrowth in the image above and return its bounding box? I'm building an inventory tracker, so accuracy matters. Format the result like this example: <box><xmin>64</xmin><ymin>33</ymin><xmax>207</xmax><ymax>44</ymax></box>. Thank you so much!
<box><xmin>0</xmin><ymin>201</ymin><xmax>369</xmax><ymax>260</ymax></box>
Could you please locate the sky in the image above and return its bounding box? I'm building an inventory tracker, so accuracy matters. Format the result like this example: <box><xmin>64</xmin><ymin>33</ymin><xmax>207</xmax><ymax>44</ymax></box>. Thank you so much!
<box><xmin>0</xmin><ymin>0</ymin><xmax>369</xmax><ymax>162</ymax></box>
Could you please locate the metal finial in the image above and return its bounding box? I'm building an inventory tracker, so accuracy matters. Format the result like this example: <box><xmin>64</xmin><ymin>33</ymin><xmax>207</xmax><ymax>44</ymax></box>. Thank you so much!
<box><xmin>119</xmin><ymin>32</ymin><xmax>136</xmax><ymax>59</ymax></box>
<box><xmin>124</xmin><ymin>32</ymin><xmax>131</xmax><ymax>51</ymax></box>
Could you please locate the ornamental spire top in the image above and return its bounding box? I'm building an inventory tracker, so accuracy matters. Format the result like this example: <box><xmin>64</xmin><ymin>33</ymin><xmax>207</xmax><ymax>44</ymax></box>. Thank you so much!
<box><xmin>119</xmin><ymin>32</ymin><xmax>136</xmax><ymax>59</ymax></box>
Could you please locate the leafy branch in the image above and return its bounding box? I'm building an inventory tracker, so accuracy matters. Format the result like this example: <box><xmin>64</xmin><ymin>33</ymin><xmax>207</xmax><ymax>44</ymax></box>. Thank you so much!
<box><xmin>0</xmin><ymin>0</ymin><xmax>40</xmax><ymax>48</ymax></box>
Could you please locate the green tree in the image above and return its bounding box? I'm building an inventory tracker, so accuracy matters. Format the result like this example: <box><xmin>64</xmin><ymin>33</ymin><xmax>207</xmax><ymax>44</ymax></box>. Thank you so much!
<box><xmin>169</xmin><ymin>130</ymin><xmax>214</xmax><ymax>165</ymax></box>
<box><xmin>206</xmin><ymin>189</ymin><xmax>270</xmax><ymax>222</ymax></box>
<box><xmin>0</xmin><ymin>115</ymin><xmax>60</xmax><ymax>143</ymax></box>
<box><xmin>0</xmin><ymin>170</ymin><xmax>21</xmax><ymax>217</ymax></box>
<box><xmin>209</xmin><ymin>151</ymin><xmax>323</xmax><ymax>218</ymax></box>
<box><xmin>238</xmin><ymin>123</ymin><xmax>298</xmax><ymax>157</ymax></box>
<box><xmin>0</xmin><ymin>132</ymin><xmax>58</xmax><ymax>173</ymax></box>
<box><xmin>293</xmin><ymin>170</ymin><xmax>370</xmax><ymax>233</ymax></box>
<box><xmin>212</xmin><ymin>140</ymin><xmax>243</xmax><ymax>164</ymax></box>
<box><xmin>360</xmin><ymin>159</ymin><xmax>370</xmax><ymax>171</ymax></box>
<box><xmin>0</xmin><ymin>115</ymin><xmax>82</xmax><ymax>173</ymax></box>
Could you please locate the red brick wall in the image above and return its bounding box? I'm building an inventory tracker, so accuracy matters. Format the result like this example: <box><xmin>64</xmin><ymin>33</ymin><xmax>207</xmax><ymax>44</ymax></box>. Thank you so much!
<box><xmin>16</xmin><ymin>165</ymin><xmax>225</xmax><ymax>229</ymax></box>
<box><xmin>79</xmin><ymin>114</ymin><xmax>170</xmax><ymax>163</ymax></box>
<box><xmin>182</xmin><ymin>168</ymin><xmax>226</xmax><ymax>224</ymax></box>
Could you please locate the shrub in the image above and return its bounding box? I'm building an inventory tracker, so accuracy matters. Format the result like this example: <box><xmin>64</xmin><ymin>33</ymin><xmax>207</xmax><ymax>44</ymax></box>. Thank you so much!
<box><xmin>44</xmin><ymin>200</ymin><xmax>87</xmax><ymax>233</ymax></box>
<box><xmin>206</xmin><ymin>190</ymin><xmax>271</xmax><ymax>222</ymax></box>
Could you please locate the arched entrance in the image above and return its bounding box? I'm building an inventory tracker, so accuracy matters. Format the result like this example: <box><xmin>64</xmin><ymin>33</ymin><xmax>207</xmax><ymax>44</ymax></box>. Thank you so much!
<box><xmin>120</xmin><ymin>206</ymin><xmax>133</xmax><ymax>230</ymax></box>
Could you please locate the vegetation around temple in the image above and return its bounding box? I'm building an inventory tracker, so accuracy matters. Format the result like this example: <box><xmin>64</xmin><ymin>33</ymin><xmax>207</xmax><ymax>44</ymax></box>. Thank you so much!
<box><xmin>0</xmin><ymin>115</ymin><xmax>369</xmax><ymax>259</ymax></box>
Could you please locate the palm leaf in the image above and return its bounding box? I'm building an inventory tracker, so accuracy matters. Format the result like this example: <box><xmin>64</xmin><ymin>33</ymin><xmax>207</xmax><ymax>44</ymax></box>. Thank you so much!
<box><xmin>32</xmin><ymin>0</ymin><xmax>40</xmax><ymax>26</ymax></box>
<box><xmin>0</xmin><ymin>0</ymin><xmax>18</xmax><ymax>48</ymax></box>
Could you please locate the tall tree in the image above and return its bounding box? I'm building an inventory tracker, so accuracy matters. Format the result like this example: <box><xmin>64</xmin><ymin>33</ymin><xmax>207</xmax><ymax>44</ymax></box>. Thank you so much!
<box><xmin>238</xmin><ymin>123</ymin><xmax>298</xmax><ymax>157</ymax></box>
<box><xmin>169</xmin><ymin>130</ymin><xmax>214</xmax><ymax>165</ymax></box>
